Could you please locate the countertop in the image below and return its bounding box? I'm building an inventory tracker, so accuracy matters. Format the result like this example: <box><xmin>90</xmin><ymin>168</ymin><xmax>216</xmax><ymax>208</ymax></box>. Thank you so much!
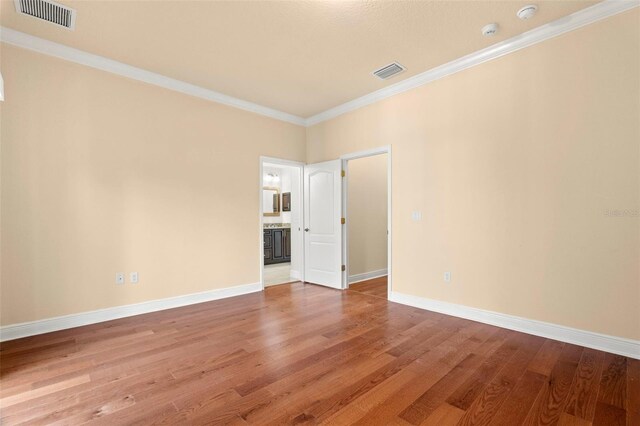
<box><xmin>263</xmin><ymin>223</ymin><xmax>291</xmax><ymax>229</ymax></box>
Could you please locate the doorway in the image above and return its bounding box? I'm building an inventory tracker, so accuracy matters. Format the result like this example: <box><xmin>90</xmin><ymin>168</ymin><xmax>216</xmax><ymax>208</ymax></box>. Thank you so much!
<box><xmin>260</xmin><ymin>157</ymin><xmax>304</xmax><ymax>288</ymax></box>
<box><xmin>341</xmin><ymin>146</ymin><xmax>392</xmax><ymax>297</ymax></box>
<box><xmin>260</xmin><ymin>147</ymin><xmax>392</xmax><ymax>296</ymax></box>
<box><xmin>343</xmin><ymin>153</ymin><xmax>389</xmax><ymax>298</ymax></box>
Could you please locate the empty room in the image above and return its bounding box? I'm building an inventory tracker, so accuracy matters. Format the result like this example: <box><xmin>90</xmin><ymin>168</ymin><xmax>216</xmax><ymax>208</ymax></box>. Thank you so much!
<box><xmin>0</xmin><ymin>0</ymin><xmax>638</xmax><ymax>424</ymax></box>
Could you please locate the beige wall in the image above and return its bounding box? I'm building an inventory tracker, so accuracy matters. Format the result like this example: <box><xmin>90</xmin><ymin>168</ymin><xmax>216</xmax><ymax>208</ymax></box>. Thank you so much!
<box><xmin>307</xmin><ymin>10</ymin><xmax>640</xmax><ymax>340</ymax></box>
<box><xmin>348</xmin><ymin>154</ymin><xmax>388</xmax><ymax>277</ymax></box>
<box><xmin>1</xmin><ymin>10</ymin><xmax>638</xmax><ymax>342</ymax></box>
<box><xmin>0</xmin><ymin>45</ymin><xmax>306</xmax><ymax>325</ymax></box>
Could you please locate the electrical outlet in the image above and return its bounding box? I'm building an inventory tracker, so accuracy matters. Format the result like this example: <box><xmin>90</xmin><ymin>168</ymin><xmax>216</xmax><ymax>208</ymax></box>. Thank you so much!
<box><xmin>412</xmin><ymin>211</ymin><xmax>422</xmax><ymax>221</ymax></box>
<box><xmin>116</xmin><ymin>273</ymin><xmax>125</xmax><ymax>285</ymax></box>
<box><xmin>130</xmin><ymin>272</ymin><xmax>139</xmax><ymax>284</ymax></box>
<box><xmin>444</xmin><ymin>272</ymin><xmax>451</xmax><ymax>283</ymax></box>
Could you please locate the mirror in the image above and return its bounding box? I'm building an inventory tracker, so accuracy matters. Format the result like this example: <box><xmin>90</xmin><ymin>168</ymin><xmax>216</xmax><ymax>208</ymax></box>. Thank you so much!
<box><xmin>263</xmin><ymin>187</ymin><xmax>280</xmax><ymax>216</ymax></box>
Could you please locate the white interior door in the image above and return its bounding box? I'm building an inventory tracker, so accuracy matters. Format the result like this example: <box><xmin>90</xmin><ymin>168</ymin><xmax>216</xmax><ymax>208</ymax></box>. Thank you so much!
<box><xmin>304</xmin><ymin>160</ymin><xmax>343</xmax><ymax>289</ymax></box>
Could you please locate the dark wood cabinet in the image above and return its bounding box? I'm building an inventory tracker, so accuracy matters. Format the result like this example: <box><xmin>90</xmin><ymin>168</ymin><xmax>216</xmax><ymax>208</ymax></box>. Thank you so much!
<box><xmin>284</xmin><ymin>229</ymin><xmax>291</xmax><ymax>258</ymax></box>
<box><xmin>264</xmin><ymin>228</ymin><xmax>291</xmax><ymax>265</ymax></box>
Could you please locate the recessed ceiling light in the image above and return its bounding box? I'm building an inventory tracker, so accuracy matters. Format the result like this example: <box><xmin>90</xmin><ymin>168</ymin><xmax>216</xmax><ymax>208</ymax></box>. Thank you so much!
<box><xmin>517</xmin><ymin>5</ymin><xmax>538</xmax><ymax>20</ymax></box>
<box><xmin>482</xmin><ymin>23</ymin><xmax>499</xmax><ymax>37</ymax></box>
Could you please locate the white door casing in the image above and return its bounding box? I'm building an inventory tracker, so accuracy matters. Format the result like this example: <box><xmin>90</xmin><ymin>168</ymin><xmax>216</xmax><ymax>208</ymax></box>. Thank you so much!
<box><xmin>303</xmin><ymin>160</ymin><xmax>343</xmax><ymax>289</ymax></box>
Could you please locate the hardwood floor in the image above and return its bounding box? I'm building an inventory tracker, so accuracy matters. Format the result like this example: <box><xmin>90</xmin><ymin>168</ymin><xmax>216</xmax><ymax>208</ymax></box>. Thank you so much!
<box><xmin>348</xmin><ymin>276</ymin><xmax>388</xmax><ymax>299</ymax></box>
<box><xmin>0</xmin><ymin>280</ymin><xmax>637</xmax><ymax>425</ymax></box>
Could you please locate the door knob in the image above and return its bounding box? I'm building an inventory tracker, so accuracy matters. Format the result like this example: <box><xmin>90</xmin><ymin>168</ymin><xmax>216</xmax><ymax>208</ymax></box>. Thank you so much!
<box><xmin>304</xmin><ymin>228</ymin><xmax>309</xmax><ymax>232</ymax></box>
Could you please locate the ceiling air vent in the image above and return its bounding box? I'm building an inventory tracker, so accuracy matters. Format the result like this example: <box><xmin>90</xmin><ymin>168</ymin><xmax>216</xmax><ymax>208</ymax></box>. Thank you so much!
<box><xmin>372</xmin><ymin>62</ymin><xmax>405</xmax><ymax>80</ymax></box>
<box><xmin>14</xmin><ymin>0</ymin><xmax>76</xmax><ymax>30</ymax></box>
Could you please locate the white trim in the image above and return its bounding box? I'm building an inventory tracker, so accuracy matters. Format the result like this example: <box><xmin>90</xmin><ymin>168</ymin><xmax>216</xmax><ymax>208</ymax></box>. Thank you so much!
<box><xmin>1</xmin><ymin>0</ymin><xmax>636</xmax><ymax>127</ymax></box>
<box><xmin>3</xmin><ymin>1</ymin><xmax>636</xmax><ymax>129</ymax></box>
<box><xmin>341</xmin><ymin>146</ymin><xmax>392</xmax><ymax>297</ymax></box>
<box><xmin>0</xmin><ymin>27</ymin><xmax>306</xmax><ymax>126</ymax></box>
<box><xmin>0</xmin><ymin>282</ymin><xmax>262</xmax><ymax>342</ymax></box>
<box><xmin>290</xmin><ymin>269</ymin><xmax>302</xmax><ymax>281</ymax></box>
<box><xmin>348</xmin><ymin>269</ymin><xmax>388</xmax><ymax>285</ymax></box>
<box><xmin>305</xmin><ymin>0</ymin><xmax>640</xmax><ymax>126</ymax></box>
<box><xmin>340</xmin><ymin>146</ymin><xmax>391</xmax><ymax>161</ymax></box>
<box><xmin>260</xmin><ymin>156</ymin><xmax>306</xmax><ymax>168</ymax></box>
<box><xmin>389</xmin><ymin>291</ymin><xmax>640</xmax><ymax>360</ymax></box>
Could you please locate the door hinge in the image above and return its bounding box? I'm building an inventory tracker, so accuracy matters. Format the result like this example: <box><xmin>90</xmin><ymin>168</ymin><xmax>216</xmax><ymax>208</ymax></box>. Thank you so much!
<box><xmin>341</xmin><ymin>217</ymin><xmax>346</xmax><ymax>225</ymax></box>
<box><xmin>341</xmin><ymin>170</ymin><xmax>345</xmax><ymax>177</ymax></box>
<box><xmin>341</xmin><ymin>265</ymin><xmax>346</xmax><ymax>272</ymax></box>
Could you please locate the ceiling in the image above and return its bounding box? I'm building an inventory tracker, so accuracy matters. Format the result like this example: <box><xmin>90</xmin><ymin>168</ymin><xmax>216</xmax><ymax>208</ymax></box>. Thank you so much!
<box><xmin>0</xmin><ymin>0</ymin><xmax>598</xmax><ymax>118</ymax></box>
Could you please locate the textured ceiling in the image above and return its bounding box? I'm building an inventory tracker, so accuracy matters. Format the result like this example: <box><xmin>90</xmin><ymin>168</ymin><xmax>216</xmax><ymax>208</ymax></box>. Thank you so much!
<box><xmin>0</xmin><ymin>0</ymin><xmax>598</xmax><ymax>118</ymax></box>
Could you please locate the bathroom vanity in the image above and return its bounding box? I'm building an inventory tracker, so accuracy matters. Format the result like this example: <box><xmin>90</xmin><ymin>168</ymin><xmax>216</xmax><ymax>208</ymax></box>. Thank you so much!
<box><xmin>263</xmin><ymin>224</ymin><xmax>291</xmax><ymax>264</ymax></box>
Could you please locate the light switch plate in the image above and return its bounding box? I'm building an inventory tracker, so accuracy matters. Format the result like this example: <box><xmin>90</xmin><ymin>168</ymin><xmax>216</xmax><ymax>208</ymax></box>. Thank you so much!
<box><xmin>116</xmin><ymin>273</ymin><xmax>125</xmax><ymax>285</ymax></box>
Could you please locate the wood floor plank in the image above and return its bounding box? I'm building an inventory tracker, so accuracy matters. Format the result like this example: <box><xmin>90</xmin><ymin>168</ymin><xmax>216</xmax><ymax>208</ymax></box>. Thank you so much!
<box><xmin>445</xmin><ymin>338</ymin><xmax>519</xmax><ymax>411</ymax></box>
<box><xmin>628</xmin><ymin>358</ymin><xmax>640</xmax><ymax>426</ymax></box>
<box><xmin>528</xmin><ymin>339</ymin><xmax>566</xmax><ymax>376</ymax></box>
<box><xmin>247</xmin><ymin>352</ymin><xmax>397</xmax><ymax>424</ymax></box>
<box><xmin>598</xmin><ymin>353</ymin><xmax>627</xmax><ymax>409</ymax></box>
<box><xmin>564</xmin><ymin>347</ymin><xmax>605</xmax><ymax>422</ymax></box>
<box><xmin>0</xmin><ymin>277</ymin><xmax>636</xmax><ymax>425</ymax></box>
<box><xmin>456</xmin><ymin>333</ymin><xmax>545</xmax><ymax>426</ymax></box>
<box><xmin>291</xmin><ymin>320</ymin><xmax>449</xmax><ymax>422</ymax></box>
<box><xmin>347</xmin><ymin>325</ymin><xmax>492</xmax><ymax>425</ymax></box>
<box><xmin>420</xmin><ymin>402</ymin><xmax>465</xmax><ymax>425</ymax></box>
<box><xmin>0</xmin><ymin>374</ymin><xmax>90</xmax><ymax>408</ymax></box>
<box><xmin>348</xmin><ymin>276</ymin><xmax>388</xmax><ymax>299</ymax></box>
<box><xmin>398</xmin><ymin>353</ymin><xmax>483</xmax><ymax>424</ymax></box>
<box><xmin>592</xmin><ymin>353</ymin><xmax>628</xmax><ymax>425</ymax></box>
<box><xmin>320</xmin><ymin>367</ymin><xmax>416</xmax><ymax>425</ymax></box>
<box><xmin>593</xmin><ymin>401</ymin><xmax>626</xmax><ymax>425</ymax></box>
<box><xmin>558</xmin><ymin>412</ymin><xmax>593</xmax><ymax>426</ymax></box>
<box><xmin>522</xmin><ymin>343</ymin><xmax>584</xmax><ymax>425</ymax></box>
<box><xmin>487</xmin><ymin>370</ymin><xmax>547</xmax><ymax>425</ymax></box>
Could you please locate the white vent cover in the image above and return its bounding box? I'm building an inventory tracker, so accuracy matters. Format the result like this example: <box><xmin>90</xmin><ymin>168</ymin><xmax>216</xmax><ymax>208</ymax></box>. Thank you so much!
<box><xmin>14</xmin><ymin>0</ymin><xmax>76</xmax><ymax>30</ymax></box>
<box><xmin>372</xmin><ymin>62</ymin><xmax>405</xmax><ymax>80</ymax></box>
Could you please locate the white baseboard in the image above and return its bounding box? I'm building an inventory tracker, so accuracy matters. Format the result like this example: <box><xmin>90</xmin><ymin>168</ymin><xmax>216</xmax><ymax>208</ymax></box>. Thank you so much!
<box><xmin>0</xmin><ymin>282</ymin><xmax>262</xmax><ymax>342</ymax></box>
<box><xmin>389</xmin><ymin>291</ymin><xmax>640</xmax><ymax>360</ymax></box>
<box><xmin>290</xmin><ymin>269</ymin><xmax>302</xmax><ymax>281</ymax></box>
<box><xmin>348</xmin><ymin>269</ymin><xmax>388</xmax><ymax>285</ymax></box>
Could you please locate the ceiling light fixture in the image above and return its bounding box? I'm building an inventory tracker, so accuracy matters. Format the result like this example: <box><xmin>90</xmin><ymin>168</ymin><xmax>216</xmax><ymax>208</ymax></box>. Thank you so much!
<box><xmin>482</xmin><ymin>23</ymin><xmax>499</xmax><ymax>37</ymax></box>
<box><xmin>517</xmin><ymin>5</ymin><xmax>538</xmax><ymax>20</ymax></box>
<box><xmin>264</xmin><ymin>173</ymin><xmax>280</xmax><ymax>183</ymax></box>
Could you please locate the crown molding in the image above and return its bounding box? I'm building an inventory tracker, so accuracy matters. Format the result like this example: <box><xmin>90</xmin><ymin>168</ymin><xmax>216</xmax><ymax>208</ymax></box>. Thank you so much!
<box><xmin>305</xmin><ymin>0</ymin><xmax>640</xmax><ymax>126</ymax></box>
<box><xmin>1</xmin><ymin>0</ymin><xmax>637</xmax><ymax>128</ymax></box>
<box><xmin>0</xmin><ymin>27</ymin><xmax>306</xmax><ymax>126</ymax></box>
